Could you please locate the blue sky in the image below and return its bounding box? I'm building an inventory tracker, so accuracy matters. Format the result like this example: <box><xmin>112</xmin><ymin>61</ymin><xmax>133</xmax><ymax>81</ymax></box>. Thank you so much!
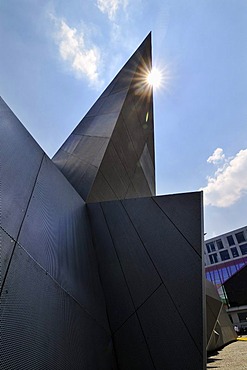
<box><xmin>1</xmin><ymin>0</ymin><xmax>247</xmax><ymax>238</ymax></box>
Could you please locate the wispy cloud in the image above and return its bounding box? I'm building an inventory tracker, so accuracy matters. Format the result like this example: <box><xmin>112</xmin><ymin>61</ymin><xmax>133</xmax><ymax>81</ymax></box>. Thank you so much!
<box><xmin>207</xmin><ymin>147</ymin><xmax>225</xmax><ymax>164</ymax></box>
<box><xmin>201</xmin><ymin>148</ymin><xmax>247</xmax><ymax>207</ymax></box>
<box><xmin>96</xmin><ymin>0</ymin><xmax>129</xmax><ymax>21</ymax></box>
<box><xmin>51</xmin><ymin>15</ymin><xmax>102</xmax><ymax>87</ymax></box>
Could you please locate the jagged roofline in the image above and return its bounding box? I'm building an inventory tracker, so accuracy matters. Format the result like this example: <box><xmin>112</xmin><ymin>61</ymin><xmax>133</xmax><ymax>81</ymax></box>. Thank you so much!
<box><xmin>52</xmin><ymin>33</ymin><xmax>155</xmax><ymax>203</ymax></box>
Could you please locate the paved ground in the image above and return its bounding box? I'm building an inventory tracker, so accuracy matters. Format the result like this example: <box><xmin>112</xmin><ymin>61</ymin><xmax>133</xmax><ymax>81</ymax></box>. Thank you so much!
<box><xmin>207</xmin><ymin>337</ymin><xmax>247</xmax><ymax>369</ymax></box>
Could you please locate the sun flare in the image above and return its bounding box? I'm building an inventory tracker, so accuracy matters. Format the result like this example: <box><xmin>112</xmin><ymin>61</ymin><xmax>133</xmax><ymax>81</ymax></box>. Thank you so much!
<box><xmin>147</xmin><ymin>67</ymin><xmax>162</xmax><ymax>88</ymax></box>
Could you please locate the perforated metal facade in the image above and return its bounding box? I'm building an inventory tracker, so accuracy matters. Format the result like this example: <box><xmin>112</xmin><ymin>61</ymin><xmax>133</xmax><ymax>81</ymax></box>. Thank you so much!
<box><xmin>0</xmin><ymin>34</ymin><xmax>206</xmax><ymax>369</ymax></box>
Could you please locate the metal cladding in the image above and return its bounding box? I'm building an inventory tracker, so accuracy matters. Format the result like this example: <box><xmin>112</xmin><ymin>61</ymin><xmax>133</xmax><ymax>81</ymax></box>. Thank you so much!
<box><xmin>0</xmin><ymin>34</ymin><xmax>206</xmax><ymax>369</ymax></box>
<box><xmin>223</xmin><ymin>264</ymin><xmax>247</xmax><ymax>307</ymax></box>
<box><xmin>53</xmin><ymin>33</ymin><xmax>155</xmax><ymax>203</ymax></box>
<box><xmin>88</xmin><ymin>193</ymin><xmax>205</xmax><ymax>369</ymax></box>
<box><xmin>206</xmin><ymin>280</ymin><xmax>237</xmax><ymax>352</ymax></box>
<box><xmin>0</xmin><ymin>97</ymin><xmax>113</xmax><ymax>369</ymax></box>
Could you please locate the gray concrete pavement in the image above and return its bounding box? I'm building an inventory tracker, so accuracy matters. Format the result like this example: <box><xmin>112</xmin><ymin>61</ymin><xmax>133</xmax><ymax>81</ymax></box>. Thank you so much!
<box><xmin>207</xmin><ymin>337</ymin><xmax>247</xmax><ymax>369</ymax></box>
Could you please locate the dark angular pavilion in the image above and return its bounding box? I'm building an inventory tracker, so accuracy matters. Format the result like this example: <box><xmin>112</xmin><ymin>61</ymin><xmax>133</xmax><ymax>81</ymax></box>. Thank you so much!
<box><xmin>0</xmin><ymin>34</ymin><xmax>206</xmax><ymax>369</ymax></box>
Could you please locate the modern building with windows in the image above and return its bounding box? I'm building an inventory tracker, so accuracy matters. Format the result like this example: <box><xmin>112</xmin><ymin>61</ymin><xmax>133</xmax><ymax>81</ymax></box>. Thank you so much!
<box><xmin>205</xmin><ymin>225</ymin><xmax>247</xmax><ymax>331</ymax></box>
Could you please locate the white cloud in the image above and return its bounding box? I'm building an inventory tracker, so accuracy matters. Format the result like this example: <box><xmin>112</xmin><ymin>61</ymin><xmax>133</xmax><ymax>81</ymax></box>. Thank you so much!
<box><xmin>96</xmin><ymin>0</ymin><xmax>129</xmax><ymax>21</ymax></box>
<box><xmin>51</xmin><ymin>16</ymin><xmax>102</xmax><ymax>87</ymax></box>
<box><xmin>201</xmin><ymin>148</ymin><xmax>247</xmax><ymax>207</ymax></box>
<box><xmin>207</xmin><ymin>147</ymin><xmax>225</xmax><ymax>164</ymax></box>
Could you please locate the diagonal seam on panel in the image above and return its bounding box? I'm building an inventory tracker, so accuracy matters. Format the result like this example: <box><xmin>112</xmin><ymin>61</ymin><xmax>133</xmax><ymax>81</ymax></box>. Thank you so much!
<box><xmin>99</xmin><ymin>202</ymin><xmax>136</xmax><ymax>315</ymax></box>
<box><xmin>86</xmin><ymin>41</ymin><xmax>153</xmax><ymax>201</ymax></box>
<box><xmin>119</xmin><ymin>113</ymin><xmax>149</xmax><ymax>198</ymax></box>
<box><xmin>100</xmin><ymin>202</ymin><xmax>157</xmax><ymax>369</ymax></box>
<box><xmin>85</xmin><ymin>204</ymin><xmax>120</xmax><ymax>367</ymax></box>
<box><xmin>94</xmin><ymin>169</ymin><xmax>119</xmax><ymax>200</ymax></box>
<box><xmin>0</xmin><ymin>225</ymin><xmax>110</xmax><ymax>335</ymax></box>
<box><xmin>53</xmin><ymin>149</ymin><xmax>69</xmax><ymax>172</ymax></box>
<box><xmin>107</xmin><ymin>138</ymin><xmax>139</xmax><ymax>200</ymax></box>
<box><xmin>121</xmin><ymin>199</ymin><xmax>204</xmax><ymax>357</ymax></box>
<box><xmin>152</xmin><ymin>197</ymin><xmax>202</xmax><ymax>259</ymax></box>
<box><xmin>207</xmin><ymin>296</ymin><xmax>223</xmax><ymax>319</ymax></box>
<box><xmin>112</xmin><ymin>282</ymin><xmax>163</xmax><ymax>335</ymax></box>
<box><xmin>207</xmin><ymin>302</ymin><xmax>223</xmax><ymax>345</ymax></box>
<box><xmin>0</xmin><ymin>153</ymin><xmax>45</xmax><ymax>297</ymax></box>
<box><xmin>85</xmin><ymin>82</ymin><xmax>138</xmax><ymax>202</ymax></box>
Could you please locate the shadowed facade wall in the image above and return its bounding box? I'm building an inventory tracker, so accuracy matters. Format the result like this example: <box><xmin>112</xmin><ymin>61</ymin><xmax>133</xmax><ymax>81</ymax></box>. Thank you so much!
<box><xmin>223</xmin><ymin>264</ymin><xmax>247</xmax><ymax>307</ymax></box>
<box><xmin>0</xmin><ymin>97</ymin><xmax>114</xmax><ymax>369</ymax></box>
<box><xmin>206</xmin><ymin>280</ymin><xmax>236</xmax><ymax>352</ymax></box>
<box><xmin>88</xmin><ymin>192</ymin><xmax>205</xmax><ymax>369</ymax></box>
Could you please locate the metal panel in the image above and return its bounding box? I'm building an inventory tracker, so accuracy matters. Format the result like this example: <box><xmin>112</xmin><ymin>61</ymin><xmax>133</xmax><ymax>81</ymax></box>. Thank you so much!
<box><xmin>131</xmin><ymin>85</ymin><xmax>152</xmax><ymax>135</ymax></box>
<box><xmin>18</xmin><ymin>156</ymin><xmax>108</xmax><ymax>329</ymax></box>
<box><xmin>87</xmin><ymin>170</ymin><xmax>118</xmax><ymax>203</ymax></box>
<box><xmin>87</xmin><ymin>203</ymin><xmax>135</xmax><ymax>332</ymax></box>
<box><xmin>101</xmin><ymin>200</ymin><xmax>162</xmax><ymax>308</ymax></box>
<box><xmin>216</xmin><ymin>307</ymin><xmax>237</xmax><ymax>347</ymax></box>
<box><xmin>0</xmin><ymin>97</ymin><xmax>43</xmax><ymax>240</ymax></box>
<box><xmin>75</xmin><ymin>163</ymin><xmax>98</xmax><ymax>200</ymax></box>
<box><xmin>111</xmin><ymin>114</ymin><xmax>139</xmax><ymax>179</ymax></box>
<box><xmin>205</xmin><ymin>280</ymin><xmax>236</xmax><ymax>352</ymax></box>
<box><xmin>206</xmin><ymin>295</ymin><xmax>222</xmax><ymax>343</ymax></box>
<box><xmin>131</xmin><ymin>164</ymin><xmax>153</xmax><ymax>197</ymax></box>
<box><xmin>0</xmin><ymin>97</ymin><xmax>44</xmax><ymax>289</ymax></box>
<box><xmin>59</xmin><ymin>154</ymin><xmax>90</xmax><ymax>189</ymax></box>
<box><xmin>138</xmin><ymin>284</ymin><xmax>204</xmax><ymax>370</ymax></box>
<box><xmin>122</xmin><ymin>195</ymin><xmax>204</xmax><ymax>351</ymax></box>
<box><xmin>0</xmin><ymin>247</ymin><xmax>115</xmax><ymax>370</ymax></box>
<box><xmin>98</xmin><ymin>142</ymin><xmax>130</xmax><ymax>200</ymax></box>
<box><xmin>59</xmin><ymin>133</ymin><xmax>81</xmax><ymax>154</ymax></box>
<box><xmin>73</xmin><ymin>135</ymin><xmax>109</xmax><ymax>164</ymax></box>
<box><xmin>85</xmin><ymin>96</ymin><xmax>108</xmax><ymax>117</ymax></box>
<box><xmin>124</xmin><ymin>182</ymin><xmax>139</xmax><ymax>199</ymax></box>
<box><xmin>52</xmin><ymin>149</ymin><xmax>70</xmax><ymax>170</ymax></box>
<box><xmin>113</xmin><ymin>313</ymin><xmax>155</xmax><ymax>370</ymax></box>
<box><xmin>74</xmin><ymin>112</ymin><xmax>119</xmax><ymax>138</ymax></box>
<box><xmin>98</xmin><ymin>89</ymin><xmax>128</xmax><ymax>115</ymax></box>
<box><xmin>147</xmin><ymin>133</ymin><xmax>155</xmax><ymax>172</ymax></box>
<box><xmin>99</xmin><ymin>78</ymin><xmax>117</xmax><ymax>98</ymax></box>
<box><xmin>52</xmin><ymin>34</ymin><xmax>154</xmax><ymax>203</ymax></box>
<box><xmin>59</xmin><ymin>154</ymin><xmax>101</xmax><ymax>200</ymax></box>
<box><xmin>110</xmin><ymin>63</ymin><xmax>137</xmax><ymax>94</ymax></box>
<box><xmin>224</xmin><ymin>264</ymin><xmax>247</xmax><ymax>306</ymax></box>
<box><xmin>88</xmin><ymin>192</ymin><xmax>205</xmax><ymax>369</ymax></box>
<box><xmin>153</xmin><ymin>192</ymin><xmax>203</xmax><ymax>256</ymax></box>
<box><xmin>121</xmin><ymin>104</ymin><xmax>146</xmax><ymax>159</ymax></box>
<box><xmin>0</xmin><ymin>227</ymin><xmax>15</xmax><ymax>290</ymax></box>
<box><xmin>139</xmin><ymin>143</ymin><xmax>155</xmax><ymax>195</ymax></box>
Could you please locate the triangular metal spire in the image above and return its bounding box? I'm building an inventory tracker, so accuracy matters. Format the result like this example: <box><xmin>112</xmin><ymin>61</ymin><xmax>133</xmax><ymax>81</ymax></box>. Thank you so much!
<box><xmin>53</xmin><ymin>33</ymin><xmax>155</xmax><ymax>202</ymax></box>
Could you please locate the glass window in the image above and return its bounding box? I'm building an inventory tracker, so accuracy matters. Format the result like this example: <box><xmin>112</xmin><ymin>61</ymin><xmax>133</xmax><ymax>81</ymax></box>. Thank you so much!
<box><xmin>206</xmin><ymin>242</ymin><xmax>216</xmax><ymax>253</ymax></box>
<box><xmin>216</xmin><ymin>239</ymin><xmax>224</xmax><ymax>250</ymax></box>
<box><xmin>240</xmin><ymin>243</ymin><xmax>247</xmax><ymax>255</ymax></box>
<box><xmin>229</xmin><ymin>264</ymin><xmax>238</xmax><ymax>275</ymax></box>
<box><xmin>219</xmin><ymin>267</ymin><xmax>229</xmax><ymax>282</ymax></box>
<box><xmin>209</xmin><ymin>253</ymin><xmax>218</xmax><ymax>264</ymax></box>
<box><xmin>220</xmin><ymin>250</ymin><xmax>230</xmax><ymax>261</ymax></box>
<box><xmin>227</xmin><ymin>235</ymin><xmax>235</xmax><ymax>246</ymax></box>
<box><xmin>235</xmin><ymin>231</ymin><xmax>246</xmax><ymax>244</ymax></box>
<box><xmin>230</xmin><ymin>247</ymin><xmax>239</xmax><ymax>258</ymax></box>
